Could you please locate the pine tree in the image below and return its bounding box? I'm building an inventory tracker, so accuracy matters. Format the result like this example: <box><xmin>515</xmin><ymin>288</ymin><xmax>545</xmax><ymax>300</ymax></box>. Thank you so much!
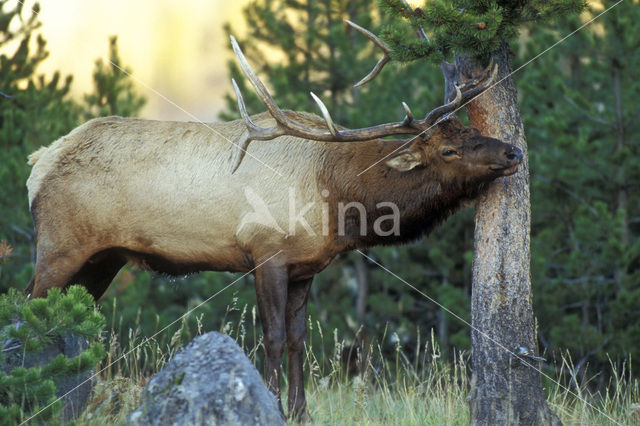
<box><xmin>0</xmin><ymin>285</ymin><xmax>106</xmax><ymax>424</ymax></box>
<box><xmin>84</xmin><ymin>36</ymin><xmax>146</xmax><ymax>118</ymax></box>
<box><xmin>376</xmin><ymin>0</ymin><xmax>584</xmax><ymax>422</ymax></box>
<box><xmin>377</xmin><ymin>0</ymin><xmax>584</xmax><ymax>64</ymax></box>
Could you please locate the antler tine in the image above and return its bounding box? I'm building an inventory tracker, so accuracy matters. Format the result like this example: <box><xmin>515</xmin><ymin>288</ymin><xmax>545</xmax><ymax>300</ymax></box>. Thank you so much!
<box><xmin>230</xmin><ymin>78</ymin><xmax>285</xmax><ymax>173</ymax></box>
<box><xmin>231</xmin><ymin>135</ymin><xmax>252</xmax><ymax>174</ymax></box>
<box><xmin>420</xmin><ymin>62</ymin><xmax>498</xmax><ymax>126</ymax></box>
<box><xmin>344</xmin><ymin>20</ymin><xmax>393</xmax><ymax>88</ymax></box>
<box><xmin>310</xmin><ymin>92</ymin><xmax>338</xmax><ymax>136</ymax></box>
<box><xmin>344</xmin><ymin>20</ymin><xmax>391</xmax><ymax>57</ymax></box>
<box><xmin>355</xmin><ymin>55</ymin><xmax>393</xmax><ymax>89</ymax></box>
<box><xmin>230</xmin><ymin>78</ymin><xmax>251</xmax><ymax>173</ymax></box>
<box><xmin>423</xmin><ymin>84</ymin><xmax>462</xmax><ymax>125</ymax></box>
<box><xmin>230</xmin><ymin>36</ymin><xmax>293</xmax><ymax>128</ymax></box>
<box><xmin>402</xmin><ymin>102</ymin><xmax>414</xmax><ymax>123</ymax></box>
<box><xmin>232</xmin><ymin>78</ymin><xmax>258</xmax><ymax>133</ymax></box>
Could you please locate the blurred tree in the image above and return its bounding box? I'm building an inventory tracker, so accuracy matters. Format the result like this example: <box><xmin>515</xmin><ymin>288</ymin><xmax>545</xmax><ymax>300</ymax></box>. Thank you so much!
<box><xmin>83</xmin><ymin>36</ymin><xmax>146</xmax><ymax>118</ymax></box>
<box><xmin>0</xmin><ymin>0</ymin><xmax>80</xmax><ymax>292</ymax></box>
<box><xmin>220</xmin><ymin>0</ymin><xmax>432</xmax><ymax>128</ymax></box>
<box><xmin>519</xmin><ymin>0</ymin><xmax>640</xmax><ymax>383</ymax></box>
<box><xmin>98</xmin><ymin>268</ymin><xmax>263</xmax><ymax>377</ymax></box>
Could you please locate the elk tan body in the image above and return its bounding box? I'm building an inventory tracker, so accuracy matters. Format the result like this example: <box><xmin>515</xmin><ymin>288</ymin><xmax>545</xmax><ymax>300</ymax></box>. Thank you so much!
<box><xmin>27</xmin><ymin>114</ymin><xmax>341</xmax><ymax>289</ymax></box>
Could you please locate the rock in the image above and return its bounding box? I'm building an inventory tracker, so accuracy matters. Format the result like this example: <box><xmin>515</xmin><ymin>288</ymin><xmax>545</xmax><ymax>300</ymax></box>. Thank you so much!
<box><xmin>128</xmin><ymin>332</ymin><xmax>283</xmax><ymax>426</ymax></box>
<box><xmin>1</xmin><ymin>328</ymin><xmax>95</xmax><ymax>421</ymax></box>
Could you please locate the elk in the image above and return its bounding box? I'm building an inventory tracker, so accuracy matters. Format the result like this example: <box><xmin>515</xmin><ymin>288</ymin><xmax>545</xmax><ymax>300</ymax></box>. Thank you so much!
<box><xmin>25</xmin><ymin>22</ymin><xmax>522</xmax><ymax>421</ymax></box>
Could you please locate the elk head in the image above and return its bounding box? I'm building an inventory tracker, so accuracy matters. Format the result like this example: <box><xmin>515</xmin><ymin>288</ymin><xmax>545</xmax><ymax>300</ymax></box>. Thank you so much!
<box><xmin>385</xmin><ymin>117</ymin><xmax>523</xmax><ymax>182</ymax></box>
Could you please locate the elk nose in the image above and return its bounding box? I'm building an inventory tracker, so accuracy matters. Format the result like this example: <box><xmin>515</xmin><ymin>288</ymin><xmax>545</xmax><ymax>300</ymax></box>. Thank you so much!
<box><xmin>505</xmin><ymin>146</ymin><xmax>523</xmax><ymax>162</ymax></box>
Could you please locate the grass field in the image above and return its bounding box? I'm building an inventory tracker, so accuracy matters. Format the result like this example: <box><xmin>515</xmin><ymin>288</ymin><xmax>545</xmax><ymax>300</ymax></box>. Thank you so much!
<box><xmin>72</xmin><ymin>307</ymin><xmax>639</xmax><ymax>425</ymax></box>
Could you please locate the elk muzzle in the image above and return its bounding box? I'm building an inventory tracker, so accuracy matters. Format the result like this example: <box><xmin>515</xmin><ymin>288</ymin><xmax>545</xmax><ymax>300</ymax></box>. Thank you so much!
<box><xmin>491</xmin><ymin>145</ymin><xmax>523</xmax><ymax>176</ymax></box>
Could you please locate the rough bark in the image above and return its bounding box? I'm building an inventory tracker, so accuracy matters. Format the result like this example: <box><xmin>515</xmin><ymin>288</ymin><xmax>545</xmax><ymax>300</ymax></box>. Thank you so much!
<box><xmin>447</xmin><ymin>44</ymin><xmax>561</xmax><ymax>425</ymax></box>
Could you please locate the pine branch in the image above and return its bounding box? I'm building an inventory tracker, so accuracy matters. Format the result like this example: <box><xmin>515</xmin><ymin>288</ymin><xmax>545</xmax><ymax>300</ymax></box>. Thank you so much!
<box><xmin>378</xmin><ymin>0</ymin><xmax>585</xmax><ymax>62</ymax></box>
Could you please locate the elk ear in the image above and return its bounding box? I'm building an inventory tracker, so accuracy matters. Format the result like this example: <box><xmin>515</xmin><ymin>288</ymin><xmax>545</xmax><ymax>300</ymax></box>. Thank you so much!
<box><xmin>385</xmin><ymin>150</ymin><xmax>423</xmax><ymax>172</ymax></box>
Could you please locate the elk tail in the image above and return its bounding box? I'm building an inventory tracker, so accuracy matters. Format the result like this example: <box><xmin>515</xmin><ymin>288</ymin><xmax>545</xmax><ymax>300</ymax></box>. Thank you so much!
<box><xmin>27</xmin><ymin>146</ymin><xmax>48</xmax><ymax>166</ymax></box>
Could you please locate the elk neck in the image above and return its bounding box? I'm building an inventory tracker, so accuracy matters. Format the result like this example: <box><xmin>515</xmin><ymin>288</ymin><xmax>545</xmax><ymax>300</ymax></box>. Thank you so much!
<box><xmin>317</xmin><ymin>138</ymin><xmax>488</xmax><ymax>251</ymax></box>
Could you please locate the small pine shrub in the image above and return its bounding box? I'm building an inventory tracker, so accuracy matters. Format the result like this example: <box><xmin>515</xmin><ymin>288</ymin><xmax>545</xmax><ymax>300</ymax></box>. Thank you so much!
<box><xmin>0</xmin><ymin>285</ymin><xmax>106</xmax><ymax>425</ymax></box>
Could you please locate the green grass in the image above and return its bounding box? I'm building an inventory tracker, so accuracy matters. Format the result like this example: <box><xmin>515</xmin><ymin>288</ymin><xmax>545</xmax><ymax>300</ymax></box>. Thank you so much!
<box><xmin>71</xmin><ymin>305</ymin><xmax>639</xmax><ymax>425</ymax></box>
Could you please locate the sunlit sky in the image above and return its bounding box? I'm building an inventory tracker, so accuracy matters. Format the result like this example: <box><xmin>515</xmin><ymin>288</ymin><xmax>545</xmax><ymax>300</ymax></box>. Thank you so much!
<box><xmin>30</xmin><ymin>0</ymin><xmax>251</xmax><ymax>121</ymax></box>
<box><xmin>15</xmin><ymin>0</ymin><xmax>604</xmax><ymax>122</ymax></box>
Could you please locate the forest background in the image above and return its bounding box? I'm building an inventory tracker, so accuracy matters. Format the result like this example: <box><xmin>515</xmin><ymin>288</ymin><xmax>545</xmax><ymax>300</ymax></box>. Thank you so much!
<box><xmin>1</xmin><ymin>0</ymin><xmax>638</xmax><ymax>401</ymax></box>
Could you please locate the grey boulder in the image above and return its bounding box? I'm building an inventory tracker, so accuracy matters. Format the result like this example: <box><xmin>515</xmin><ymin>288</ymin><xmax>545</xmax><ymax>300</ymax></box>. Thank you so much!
<box><xmin>128</xmin><ymin>331</ymin><xmax>283</xmax><ymax>426</ymax></box>
<box><xmin>1</xmin><ymin>330</ymin><xmax>95</xmax><ymax>421</ymax></box>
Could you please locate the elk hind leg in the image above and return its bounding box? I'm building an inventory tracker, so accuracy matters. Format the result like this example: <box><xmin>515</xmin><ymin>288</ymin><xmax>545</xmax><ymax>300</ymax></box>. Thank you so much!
<box><xmin>30</xmin><ymin>248</ymin><xmax>90</xmax><ymax>298</ymax></box>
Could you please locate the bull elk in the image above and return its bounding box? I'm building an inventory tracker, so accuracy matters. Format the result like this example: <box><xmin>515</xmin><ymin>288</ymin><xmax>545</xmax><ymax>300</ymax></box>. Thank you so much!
<box><xmin>25</xmin><ymin>21</ymin><xmax>522</xmax><ymax>421</ymax></box>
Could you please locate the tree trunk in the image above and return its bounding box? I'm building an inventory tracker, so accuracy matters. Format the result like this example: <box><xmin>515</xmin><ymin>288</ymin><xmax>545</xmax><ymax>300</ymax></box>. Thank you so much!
<box><xmin>612</xmin><ymin>65</ymin><xmax>628</xmax><ymax>247</ymax></box>
<box><xmin>447</xmin><ymin>44</ymin><xmax>561</xmax><ymax>425</ymax></box>
<box><xmin>355</xmin><ymin>254</ymin><xmax>368</xmax><ymax>326</ymax></box>
<box><xmin>354</xmin><ymin>254</ymin><xmax>371</xmax><ymax>370</ymax></box>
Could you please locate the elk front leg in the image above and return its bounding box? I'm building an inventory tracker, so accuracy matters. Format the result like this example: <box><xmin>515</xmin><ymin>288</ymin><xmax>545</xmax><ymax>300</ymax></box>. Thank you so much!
<box><xmin>286</xmin><ymin>277</ymin><xmax>313</xmax><ymax>421</ymax></box>
<box><xmin>254</xmin><ymin>262</ymin><xmax>288</xmax><ymax>415</ymax></box>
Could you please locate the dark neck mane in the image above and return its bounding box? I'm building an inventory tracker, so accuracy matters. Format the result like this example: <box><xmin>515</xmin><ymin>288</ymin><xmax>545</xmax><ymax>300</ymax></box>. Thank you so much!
<box><xmin>318</xmin><ymin>139</ymin><xmax>487</xmax><ymax>251</ymax></box>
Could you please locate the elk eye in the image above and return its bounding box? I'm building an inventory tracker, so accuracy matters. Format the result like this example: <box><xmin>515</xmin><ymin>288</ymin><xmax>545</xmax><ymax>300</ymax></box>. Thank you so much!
<box><xmin>442</xmin><ymin>149</ymin><xmax>457</xmax><ymax>157</ymax></box>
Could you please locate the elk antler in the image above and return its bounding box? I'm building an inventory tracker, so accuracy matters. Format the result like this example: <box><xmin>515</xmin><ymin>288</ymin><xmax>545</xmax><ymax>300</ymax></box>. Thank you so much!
<box><xmin>346</xmin><ymin>0</ymin><xmax>430</xmax><ymax>89</ymax></box>
<box><xmin>344</xmin><ymin>20</ymin><xmax>393</xmax><ymax>89</ymax></box>
<box><xmin>229</xmin><ymin>35</ymin><xmax>497</xmax><ymax>173</ymax></box>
